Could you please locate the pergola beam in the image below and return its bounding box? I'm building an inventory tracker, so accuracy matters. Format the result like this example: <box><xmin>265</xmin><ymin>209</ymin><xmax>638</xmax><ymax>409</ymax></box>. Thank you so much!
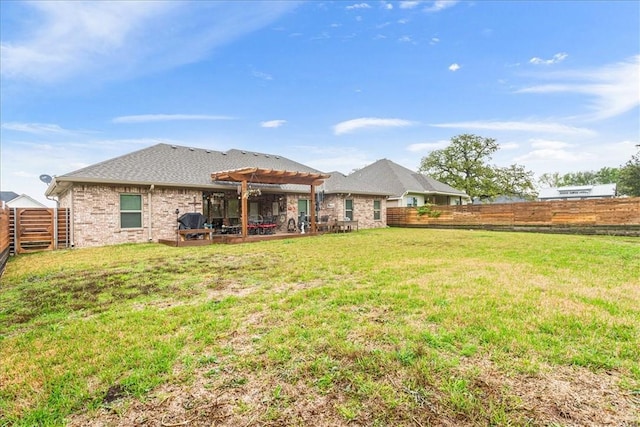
<box><xmin>210</xmin><ymin>167</ymin><xmax>331</xmax><ymax>238</ymax></box>
<box><xmin>211</xmin><ymin>168</ymin><xmax>330</xmax><ymax>186</ymax></box>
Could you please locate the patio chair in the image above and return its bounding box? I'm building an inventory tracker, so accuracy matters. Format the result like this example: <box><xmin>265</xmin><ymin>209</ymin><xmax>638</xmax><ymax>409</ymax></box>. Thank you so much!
<box><xmin>318</xmin><ymin>215</ymin><xmax>331</xmax><ymax>232</ymax></box>
<box><xmin>177</xmin><ymin>212</ymin><xmax>207</xmax><ymax>239</ymax></box>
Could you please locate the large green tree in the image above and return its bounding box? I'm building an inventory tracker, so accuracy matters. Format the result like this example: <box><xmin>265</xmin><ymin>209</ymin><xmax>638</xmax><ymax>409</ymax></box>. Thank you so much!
<box><xmin>419</xmin><ymin>134</ymin><xmax>537</xmax><ymax>201</ymax></box>
<box><xmin>538</xmin><ymin>167</ymin><xmax>620</xmax><ymax>187</ymax></box>
<box><xmin>617</xmin><ymin>151</ymin><xmax>640</xmax><ymax>196</ymax></box>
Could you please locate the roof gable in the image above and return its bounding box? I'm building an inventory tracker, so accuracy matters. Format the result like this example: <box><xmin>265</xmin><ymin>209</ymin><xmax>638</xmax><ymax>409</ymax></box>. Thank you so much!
<box><xmin>350</xmin><ymin>159</ymin><xmax>468</xmax><ymax>197</ymax></box>
<box><xmin>5</xmin><ymin>194</ymin><xmax>47</xmax><ymax>208</ymax></box>
<box><xmin>322</xmin><ymin>171</ymin><xmax>392</xmax><ymax>196</ymax></box>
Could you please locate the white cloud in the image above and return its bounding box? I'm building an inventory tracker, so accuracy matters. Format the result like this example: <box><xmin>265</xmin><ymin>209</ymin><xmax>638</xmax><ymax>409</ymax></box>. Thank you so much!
<box><xmin>514</xmin><ymin>138</ymin><xmax>589</xmax><ymax>164</ymax></box>
<box><xmin>431</xmin><ymin>120</ymin><xmax>596</xmax><ymax>136</ymax></box>
<box><xmin>500</xmin><ymin>143</ymin><xmax>520</xmax><ymax>150</ymax></box>
<box><xmin>399</xmin><ymin>1</ymin><xmax>420</xmax><ymax>9</ymax></box>
<box><xmin>112</xmin><ymin>114</ymin><xmax>235</xmax><ymax>123</ymax></box>
<box><xmin>1</xmin><ymin>122</ymin><xmax>76</xmax><ymax>135</ymax></box>
<box><xmin>398</xmin><ymin>36</ymin><xmax>413</xmax><ymax>43</ymax></box>
<box><xmin>529</xmin><ymin>139</ymin><xmax>572</xmax><ymax>150</ymax></box>
<box><xmin>261</xmin><ymin>120</ymin><xmax>287</xmax><ymax>128</ymax></box>
<box><xmin>515</xmin><ymin>148</ymin><xmax>588</xmax><ymax>163</ymax></box>
<box><xmin>511</xmin><ymin>138</ymin><xmax>639</xmax><ymax>175</ymax></box>
<box><xmin>517</xmin><ymin>55</ymin><xmax>640</xmax><ymax>121</ymax></box>
<box><xmin>448</xmin><ymin>63</ymin><xmax>461</xmax><ymax>72</ymax></box>
<box><xmin>406</xmin><ymin>140</ymin><xmax>450</xmax><ymax>152</ymax></box>
<box><xmin>301</xmin><ymin>146</ymin><xmax>374</xmax><ymax>175</ymax></box>
<box><xmin>333</xmin><ymin>117</ymin><xmax>414</xmax><ymax>135</ymax></box>
<box><xmin>0</xmin><ymin>1</ymin><xmax>298</xmax><ymax>85</ymax></box>
<box><xmin>430</xmin><ymin>37</ymin><xmax>440</xmax><ymax>45</ymax></box>
<box><xmin>382</xmin><ymin>2</ymin><xmax>394</xmax><ymax>10</ymax></box>
<box><xmin>346</xmin><ymin>3</ymin><xmax>371</xmax><ymax>10</ymax></box>
<box><xmin>529</xmin><ymin>52</ymin><xmax>568</xmax><ymax>65</ymax></box>
<box><xmin>399</xmin><ymin>1</ymin><xmax>458</xmax><ymax>12</ymax></box>
<box><xmin>424</xmin><ymin>1</ymin><xmax>459</xmax><ymax>13</ymax></box>
<box><xmin>252</xmin><ymin>70</ymin><xmax>273</xmax><ymax>80</ymax></box>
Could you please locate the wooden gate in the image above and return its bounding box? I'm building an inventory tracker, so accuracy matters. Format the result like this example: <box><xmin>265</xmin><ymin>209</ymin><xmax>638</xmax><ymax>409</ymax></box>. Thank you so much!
<box><xmin>12</xmin><ymin>208</ymin><xmax>69</xmax><ymax>254</ymax></box>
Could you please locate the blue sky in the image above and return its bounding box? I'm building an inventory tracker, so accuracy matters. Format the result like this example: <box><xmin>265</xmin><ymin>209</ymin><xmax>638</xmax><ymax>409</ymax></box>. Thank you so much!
<box><xmin>1</xmin><ymin>0</ymin><xmax>639</xmax><ymax>206</ymax></box>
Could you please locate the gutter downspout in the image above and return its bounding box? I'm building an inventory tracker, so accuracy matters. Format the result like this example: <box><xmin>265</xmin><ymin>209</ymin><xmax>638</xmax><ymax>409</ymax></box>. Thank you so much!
<box><xmin>70</xmin><ymin>187</ymin><xmax>75</xmax><ymax>248</ymax></box>
<box><xmin>400</xmin><ymin>191</ymin><xmax>409</xmax><ymax>207</ymax></box>
<box><xmin>148</xmin><ymin>185</ymin><xmax>154</xmax><ymax>241</ymax></box>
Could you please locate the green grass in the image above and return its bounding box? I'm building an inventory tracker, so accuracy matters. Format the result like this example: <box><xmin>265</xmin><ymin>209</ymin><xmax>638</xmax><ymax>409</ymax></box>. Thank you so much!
<box><xmin>1</xmin><ymin>228</ymin><xmax>639</xmax><ymax>426</ymax></box>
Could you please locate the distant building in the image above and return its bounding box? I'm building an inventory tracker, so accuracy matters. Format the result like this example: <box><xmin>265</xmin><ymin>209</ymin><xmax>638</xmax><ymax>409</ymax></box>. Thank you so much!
<box><xmin>0</xmin><ymin>191</ymin><xmax>47</xmax><ymax>208</ymax></box>
<box><xmin>538</xmin><ymin>183</ymin><xmax>617</xmax><ymax>201</ymax></box>
<box><xmin>348</xmin><ymin>159</ymin><xmax>470</xmax><ymax>207</ymax></box>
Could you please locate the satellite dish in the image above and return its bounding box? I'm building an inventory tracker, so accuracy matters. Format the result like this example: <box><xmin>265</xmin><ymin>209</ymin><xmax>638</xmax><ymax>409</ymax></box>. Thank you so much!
<box><xmin>39</xmin><ymin>174</ymin><xmax>52</xmax><ymax>184</ymax></box>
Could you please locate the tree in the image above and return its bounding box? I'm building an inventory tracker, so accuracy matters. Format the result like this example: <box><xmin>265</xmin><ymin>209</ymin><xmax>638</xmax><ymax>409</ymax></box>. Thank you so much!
<box><xmin>617</xmin><ymin>151</ymin><xmax>640</xmax><ymax>196</ymax></box>
<box><xmin>538</xmin><ymin>172</ymin><xmax>564</xmax><ymax>188</ymax></box>
<box><xmin>419</xmin><ymin>134</ymin><xmax>537</xmax><ymax>201</ymax></box>
<box><xmin>494</xmin><ymin>164</ymin><xmax>537</xmax><ymax>200</ymax></box>
<box><xmin>595</xmin><ymin>167</ymin><xmax>620</xmax><ymax>185</ymax></box>
<box><xmin>538</xmin><ymin>167</ymin><xmax>620</xmax><ymax>187</ymax></box>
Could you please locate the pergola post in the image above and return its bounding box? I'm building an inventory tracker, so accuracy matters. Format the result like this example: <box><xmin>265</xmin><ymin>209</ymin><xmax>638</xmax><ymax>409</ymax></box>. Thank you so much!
<box><xmin>310</xmin><ymin>184</ymin><xmax>316</xmax><ymax>233</ymax></box>
<box><xmin>210</xmin><ymin>168</ymin><xmax>331</xmax><ymax>239</ymax></box>
<box><xmin>241</xmin><ymin>179</ymin><xmax>248</xmax><ymax>237</ymax></box>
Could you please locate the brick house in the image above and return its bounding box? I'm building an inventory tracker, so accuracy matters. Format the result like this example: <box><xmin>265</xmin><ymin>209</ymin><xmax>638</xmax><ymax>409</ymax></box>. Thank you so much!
<box><xmin>45</xmin><ymin>144</ymin><xmax>390</xmax><ymax>247</ymax></box>
<box><xmin>350</xmin><ymin>159</ymin><xmax>470</xmax><ymax>207</ymax></box>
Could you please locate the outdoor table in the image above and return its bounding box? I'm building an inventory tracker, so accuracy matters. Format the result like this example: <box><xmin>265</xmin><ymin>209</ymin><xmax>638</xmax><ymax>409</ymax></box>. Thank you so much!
<box><xmin>221</xmin><ymin>225</ymin><xmax>241</xmax><ymax>234</ymax></box>
<box><xmin>334</xmin><ymin>220</ymin><xmax>358</xmax><ymax>232</ymax></box>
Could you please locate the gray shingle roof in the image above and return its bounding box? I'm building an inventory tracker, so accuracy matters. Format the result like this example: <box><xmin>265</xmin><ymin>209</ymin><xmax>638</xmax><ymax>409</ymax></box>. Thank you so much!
<box><xmin>48</xmin><ymin>144</ymin><xmax>391</xmax><ymax>196</ymax></box>
<box><xmin>58</xmin><ymin>144</ymin><xmax>321</xmax><ymax>186</ymax></box>
<box><xmin>321</xmin><ymin>171</ymin><xmax>392</xmax><ymax>196</ymax></box>
<box><xmin>349</xmin><ymin>159</ymin><xmax>468</xmax><ymax>198</ymax></box>
<box><xmin>0</xmin><ymin>191</ymin><xmax>20</xmax><ymax>203</ymax></box>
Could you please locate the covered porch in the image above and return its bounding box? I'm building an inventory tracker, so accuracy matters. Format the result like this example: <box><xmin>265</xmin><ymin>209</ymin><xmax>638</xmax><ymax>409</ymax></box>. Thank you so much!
<box><xmin>159</xmin><ymin>167</ymin><xmax>331</xmax><ymax>246</ymax></box>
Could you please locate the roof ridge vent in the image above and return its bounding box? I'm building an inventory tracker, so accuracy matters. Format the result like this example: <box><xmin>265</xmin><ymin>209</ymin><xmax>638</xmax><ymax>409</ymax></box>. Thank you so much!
<box><xmin>171</xmin><ymin>145</ymin><xmax>177</xmax><ymax>149</ymax></box>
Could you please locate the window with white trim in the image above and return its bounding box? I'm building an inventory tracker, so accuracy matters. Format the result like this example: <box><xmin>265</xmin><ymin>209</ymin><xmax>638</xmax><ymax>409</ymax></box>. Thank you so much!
<box><xmin>345</xmin><ymin>199</ymin><xmax>353</xmax><ymax>220</ymax></box>
<box><xmin>373</xmin><ymin>200</ymin><xmax>381</xmax><ymax>220</ymax></box>
<box><xmin>120</xmin><ymin>194</ymin><xmax>142</xmax><ymax>228</ymax></box>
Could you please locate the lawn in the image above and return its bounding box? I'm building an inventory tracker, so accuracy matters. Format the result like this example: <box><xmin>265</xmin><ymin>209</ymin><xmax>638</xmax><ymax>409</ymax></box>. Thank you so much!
<box><xmin>0</xmin><ymin>228</ymin><xmax>638</xmax><ymax>426</ymax></box>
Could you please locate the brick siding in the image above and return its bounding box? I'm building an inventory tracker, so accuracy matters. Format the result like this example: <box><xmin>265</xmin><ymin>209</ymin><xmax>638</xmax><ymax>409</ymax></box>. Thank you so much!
<box><xmin>58</xmin><ymin>185</ymin><xmax>388</xmax><ymax>247</ymax></box>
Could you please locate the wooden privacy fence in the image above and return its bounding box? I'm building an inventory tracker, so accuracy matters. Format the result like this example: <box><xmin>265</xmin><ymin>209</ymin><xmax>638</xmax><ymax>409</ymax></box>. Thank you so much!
<box><xmin>0</xmin><ymin>206</ymin><xmax>10</xmax><ymax>276</ymax></box>
<box><xmin>387</xmin><ymin>198</ymin><xmax>640</xmax><ymax>236</ymax></box>
<box><xmin>0</xmin><ymin>207</ymin><xmax>71</xmax><ymax>275</ymax></box>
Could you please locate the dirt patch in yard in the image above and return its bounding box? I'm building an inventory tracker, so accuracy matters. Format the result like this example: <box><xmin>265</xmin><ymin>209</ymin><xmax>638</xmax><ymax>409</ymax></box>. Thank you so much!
<box><xmin>67</xmin><ymin>358</ymin><xmax>639</xmax><ymax>427</ymax></box>
<box><xmin>466</xmin><ymin>358</ymin><xmax>639</xmax><ymax>427</ymax></box>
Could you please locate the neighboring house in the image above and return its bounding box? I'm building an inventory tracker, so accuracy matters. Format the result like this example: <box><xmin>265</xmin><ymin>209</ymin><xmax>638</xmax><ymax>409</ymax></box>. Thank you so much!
<box><xmin>349</xmin><ymin>159</ymin><xmax>470</xmax><ymax>207</ymax></box>
<box><xmin>538</xmin><ymin>184</ymin><xmax>617</xmax><ymax>201</ymax></box>
<box><xmin>0</xmin><ymin>191</ymin><xmax>47</xmax><ymax>208</ymax></box>
<box><xmin>472</xmin><ymin>195</ymin><xmax>529</xmax><ymax>205</ymax></box>
<box><xmin>322</xmin><ymin>171</ymin><xmax>392</xmax><ymax>223</ymax></box>
<box><xmin>45</xmin><ymin>143</ymin><xmax>389</xmax><ymax>248</ymax></box>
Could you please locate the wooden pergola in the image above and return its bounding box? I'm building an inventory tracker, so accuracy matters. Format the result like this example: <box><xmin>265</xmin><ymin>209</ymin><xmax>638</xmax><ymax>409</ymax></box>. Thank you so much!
<box><xmin>211</xmin><ymin>168</ymin><xmax>331</xmax><ymax>238</ymax></box>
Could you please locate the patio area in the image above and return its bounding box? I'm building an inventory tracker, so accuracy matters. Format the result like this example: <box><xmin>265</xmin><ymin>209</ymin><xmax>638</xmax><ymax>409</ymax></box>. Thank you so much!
<box><xmin>158</xmin><ymin>227</ymin><xmax>328</xmax><ymax>247</ymax></box>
